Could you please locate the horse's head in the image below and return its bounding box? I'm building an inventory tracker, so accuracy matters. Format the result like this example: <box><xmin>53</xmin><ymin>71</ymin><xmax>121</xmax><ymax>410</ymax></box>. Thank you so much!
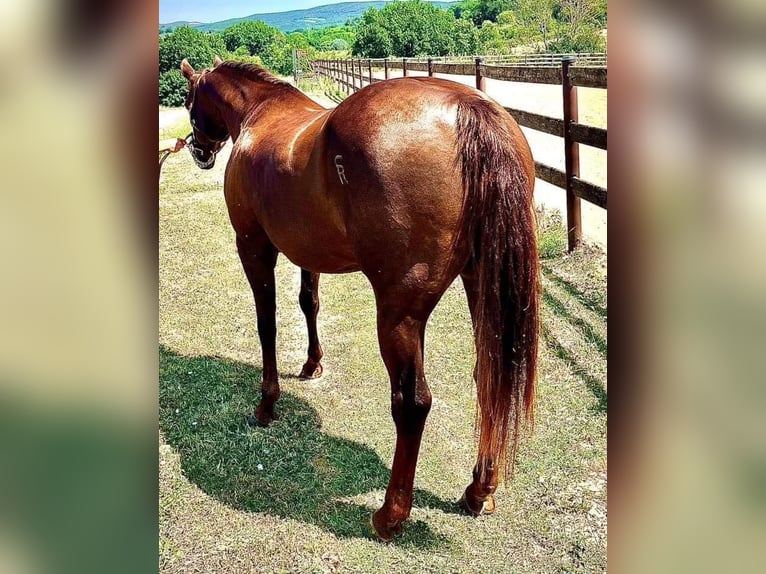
<box><xmin>180</xmin><ymin>56</ymin><xmax>228</xmax><ymax>170</ymax></box>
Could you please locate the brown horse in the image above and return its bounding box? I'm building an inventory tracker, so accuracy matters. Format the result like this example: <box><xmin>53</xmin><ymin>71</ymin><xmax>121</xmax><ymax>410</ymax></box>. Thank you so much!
<box><xmin>179</xmin><ymin>57</ymin><xmax>539</xmax><ymax>541</ymax></box>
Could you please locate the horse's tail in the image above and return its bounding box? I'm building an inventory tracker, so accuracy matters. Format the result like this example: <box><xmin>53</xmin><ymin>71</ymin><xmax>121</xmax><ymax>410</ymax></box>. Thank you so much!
<box><xmin>455</xmin><ymin>97</ymin><xmax>539</xmax><ymax>483</ymax></box>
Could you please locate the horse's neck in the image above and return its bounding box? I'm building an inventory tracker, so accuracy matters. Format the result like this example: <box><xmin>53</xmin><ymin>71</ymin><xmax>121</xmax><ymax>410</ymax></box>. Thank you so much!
<box><xmin>211</xmin><ymin>75</ymin><xmax>312</xmax><ymax>142</ymax></box>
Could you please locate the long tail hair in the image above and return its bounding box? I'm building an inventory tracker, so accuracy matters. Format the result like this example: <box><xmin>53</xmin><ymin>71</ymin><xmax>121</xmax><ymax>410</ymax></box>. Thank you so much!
<box><xmin>455</xmin><ymin>97</ymin><xmax>540</xmax><ymax>482</ymax></box>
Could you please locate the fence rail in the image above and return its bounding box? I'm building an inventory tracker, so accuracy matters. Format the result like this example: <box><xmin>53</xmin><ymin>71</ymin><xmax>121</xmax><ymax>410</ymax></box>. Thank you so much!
<box><xmin>330</xmin><ymin>52</ymin><xmax>607</xmax><ymax>66</ymax></box>
<box><xmin>311</xmin><ymin>55</ymin><xmax>607</xmax><ymax>251</ymax></box>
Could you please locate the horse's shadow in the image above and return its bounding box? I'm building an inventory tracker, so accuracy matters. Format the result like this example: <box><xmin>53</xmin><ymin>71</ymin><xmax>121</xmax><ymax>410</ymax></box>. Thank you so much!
<box><xmin>159</xmin><ymin>346</ymin><xmax>458</xmax><ymax>547</ymax></box>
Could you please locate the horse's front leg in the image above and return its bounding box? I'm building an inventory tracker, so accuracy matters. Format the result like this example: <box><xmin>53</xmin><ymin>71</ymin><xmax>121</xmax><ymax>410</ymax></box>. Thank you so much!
<box><xmin>371</xmin><ymin>307</ymin><xmax>433</xmax><ymax>541</ymax></box>
<box><xmin>298</xmin><ymin>269</ymin><xmax>324</xmax><ymax>379</ymax></box>
<box><xmin>236</xmin><ymin>233</ymin><xmax>280</xmax><ymax>426</ymax></box>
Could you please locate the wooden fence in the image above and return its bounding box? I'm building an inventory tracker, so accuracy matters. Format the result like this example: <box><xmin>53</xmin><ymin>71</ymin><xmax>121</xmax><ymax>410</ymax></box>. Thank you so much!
<box><xmin>386</xmin><ymin>52</ymin><xmax>607</xmax><ymax>66</ymax></box>
<box><xmin>311</xmin><ymin>55</ymin><xmax>607</xmax><ymax>251</ymax></box>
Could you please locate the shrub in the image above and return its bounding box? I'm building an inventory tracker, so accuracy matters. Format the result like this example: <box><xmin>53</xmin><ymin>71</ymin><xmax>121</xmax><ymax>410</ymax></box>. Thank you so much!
<box><xmin>548</xmin><ymin>28</ymin><xmax>605</xmax><ymax>53</ymax></box>
<box><xmin>159</xmin><ymin>70</ymin><xmax>188</xmax><ymax>107</ymax></box>
<box><xmin>328</xmin><ymin>38</ymin><xmax>349</xmax><ymax>51</ymax></box>
<box><xmin>262</xmin><ymin>41</ymin><xmax>295</xmax><ymax>76</ymax></box>
<box><xmin>536</xmin><ymin>206</ymin><xmax>567</xmax><ymax>258</ymax></box>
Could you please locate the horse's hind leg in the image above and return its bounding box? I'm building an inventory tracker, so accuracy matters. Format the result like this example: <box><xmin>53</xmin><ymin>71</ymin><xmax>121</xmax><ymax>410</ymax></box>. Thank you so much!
<box><xmin>298</xmin><ymin>269</ymin><xmax>324</xmax><ymax>379</ymax></box>
<box><xmin>236</xmin><ymin>232</ymin><xmax>280</xmax><ymax>427</ymax></box>
<box><xmin>370</xmin><ymin>290</ymin><xmax>442</xmax><ymax>541</ymax></box>
<box><xmin>459</xmin><ymin>270</ymin><xmax>500</xmax><ymax>516</ymax></box>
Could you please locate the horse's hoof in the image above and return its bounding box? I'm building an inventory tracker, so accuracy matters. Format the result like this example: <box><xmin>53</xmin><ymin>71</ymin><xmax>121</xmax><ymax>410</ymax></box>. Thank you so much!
<box><xmin>460</xmin><ymin>492</ymin><xmax>496</xmax><ymax>517</ymax></box>
<box><xmin>251</xmin><ymin>406</ymin><xmax>277</xmax><ymax>427</ymax></box>
<box><xmin>298</xmin><ymin>361</ymin><xmax>323</xmax><ymax>380</ymax></box>
<box><xmin>370</xmin><ymin>510</ymin><xmax>404</xmax><ymax>542</ymax></box>
<box><xmin>481</xmin><ymin>494</ymin><xmax>497</xmax><ymax>514</ymax></box>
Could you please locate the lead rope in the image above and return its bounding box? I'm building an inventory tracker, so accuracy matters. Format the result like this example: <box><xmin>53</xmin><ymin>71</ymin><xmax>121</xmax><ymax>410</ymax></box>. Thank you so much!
<box><xmin>159</xmin><ymin>133</ymin><xmax>194</xmax><ymax>176</ymax></box>
<box><xmin>159</xmin><ymin>149</ymin><xmax>172</xmax><ymax>170</ymax></box>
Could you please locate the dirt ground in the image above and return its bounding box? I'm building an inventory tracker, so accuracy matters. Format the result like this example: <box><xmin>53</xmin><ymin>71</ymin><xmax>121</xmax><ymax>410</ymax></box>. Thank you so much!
<box><xmin>159</xmin><ymin>107</ymin><xmax>188</xmax><ymax>131</ymax></box>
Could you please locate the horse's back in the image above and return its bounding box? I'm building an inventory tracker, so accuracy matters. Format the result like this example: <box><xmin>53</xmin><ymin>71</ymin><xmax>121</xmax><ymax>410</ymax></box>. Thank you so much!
<box><xmin>226</xmin><ymin>104</ymin><xmax>362</xmax><ymax>273</ymax></box>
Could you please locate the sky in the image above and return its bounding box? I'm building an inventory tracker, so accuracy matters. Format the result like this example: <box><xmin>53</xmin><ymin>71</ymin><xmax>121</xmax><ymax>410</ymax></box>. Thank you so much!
<box><xmin>159</xmin><ymin>1</ymin><xmax>378</xmax><ymax>24</ymax></box>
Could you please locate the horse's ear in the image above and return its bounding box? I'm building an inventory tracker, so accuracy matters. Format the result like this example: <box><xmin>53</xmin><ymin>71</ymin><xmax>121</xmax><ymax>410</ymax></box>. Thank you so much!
<box><xmin>213</xmin><ymin>55</ymin><xmax>223</xmax><ymax>68</ymax></box>
<box><xmin>180</xmin><ymin>59</ymin><xmax>195</xmax><ymax>80</ymax></box>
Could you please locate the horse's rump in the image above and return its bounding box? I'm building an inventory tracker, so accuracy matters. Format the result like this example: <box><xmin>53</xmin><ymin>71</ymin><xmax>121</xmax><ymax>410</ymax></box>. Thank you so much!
<box><xmin>324</xmin><ymin>78</ymin><xmax>477</xmax><ymax>284</ymax></box>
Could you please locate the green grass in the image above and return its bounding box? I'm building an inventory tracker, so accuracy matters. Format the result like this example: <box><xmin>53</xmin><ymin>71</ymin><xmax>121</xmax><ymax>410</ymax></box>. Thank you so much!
<box><xmin>159</xmin><ymin>108</ymin><xmax>607</xmax><ymax>573</ymax></box>
<box><xmin>297</xmin><ymin>76</ymin><xmax>347</xmax><ymax>104</ymax></box>
<box><xmin>537</xmin><ymin>206</ymin><xmax>568</xmax><ymax>259</ymax></box>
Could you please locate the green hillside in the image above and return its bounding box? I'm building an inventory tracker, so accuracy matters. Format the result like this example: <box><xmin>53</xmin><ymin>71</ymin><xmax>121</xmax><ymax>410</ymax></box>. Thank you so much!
<box><xmin>160</xmin><ymin>1</ymin><xmax>458</xmax><ymax>33</ymax></box>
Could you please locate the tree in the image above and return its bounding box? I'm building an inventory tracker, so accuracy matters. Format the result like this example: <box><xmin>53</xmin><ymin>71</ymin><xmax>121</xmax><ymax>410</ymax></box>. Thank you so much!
<box><xmin>451</xmin><ymin>0</ymin><xmax>480</xmax><ymax>22</ymax></box>
<box><xmin>158</xmin><ymin>21</ymin><xmax>295</xmax><ymax>107</ymax></box>
<box><xmin>593</xmin><ymin>0</ymin><xmax>607</xmax><ymax>28</ymax></box>
<box><xmin>159</xmin><ymin>70</ymin><xmax>188</xmax><ymax>107</ymax></box>
<box><xmin>353</xmin><ymin>21</ymin><xmax>393</xmax><ymax>58</ymax></box>
<box><xmin>548</xmin><ymin>0</ymin><xmax>606</xmax><ymax>52</ymax></box>
<box><xmin>287</xmin><ymin>32</ymin><xmax>310</xmax><ymax>50</ymax></box>
<box><xmin>159</xmin><ymin>26</ymin><xmax>226</xmax><ymax>73</ymax></box>
<box><xmin>478</xmin><ymin>21</ymin><xmax>508</xmax><ymax>54</ymax></box>
<box><xmin>452</xmin><ymin>0</ymin><xmax>517</xmax><ymax>26</ymax></box>
<box><xmin>261</xmin><ymin>37</ymin><xmax>294</xmax><ymax>76</ymax></box>
<box><xmin>497</xmin><ymin>10</ymin><xmax>519</xmax><ymax>27</ymax></box>
<box><xmin>328</xmin><ymin>38</ymin><xmax>349</xmax><ymax>51</ymax></box>
<box><xmin>452</xmin><ymin>18</ymin><xmax>480</xmax><ymax>55</ymax></box>
<box><xmin>303</xmin><ymin>25</ymin><xmax>356</xmax><ymax>51</ymax></box>
<box><xmin>230</xmin><ymin>46</ymin><xmax>266</xmax><ymax>66</ymax></box>
<box><xmin>353</xmin><ymin>1</ymin><xmax>460</xmax><ymax>57</ymax></box>
<box><xmin>515</xmin><ymin>0</ymin><xmax>558</xmax><ymax>51</ymax></box>
<box><xmin>476</xmin><ymin>0</ymin><xmax>517</xmax><ymax>24</ymax></box>
<box><xmin>221</xmin><ymin>21</ymin><xmax>278</xmax><ymax>55</ymax></box>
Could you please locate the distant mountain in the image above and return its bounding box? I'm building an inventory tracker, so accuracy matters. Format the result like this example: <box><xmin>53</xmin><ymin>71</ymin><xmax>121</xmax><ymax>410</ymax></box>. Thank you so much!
<box><xmin>162</xmin><ymin>20</ymin><xmax>205</xmax><ymax>28</ymax></box>
<box><xmin>159</xmin><ymin>2</ymin><xmax>458</xmax><ymax>33</ymax></box>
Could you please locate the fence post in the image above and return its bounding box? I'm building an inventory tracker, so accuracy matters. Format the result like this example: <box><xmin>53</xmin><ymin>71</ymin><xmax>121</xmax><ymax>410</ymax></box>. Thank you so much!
<box><xmin>356</xmin><ymin>59</ymin><xmax>361</xmax><ymax>90</ymax></box>
<box><xmin>344</xmin><ymin>59</ymin><xmax>349</xmax><ymax>94</ymax></box>
<box><xmin>368</xmin><ymin>59</ymin><xmax>373</xmax><ymax>85</ymax></box>
<box><xmin>475</xmin><ymin>57</ymin><xmax>485</xmax><ymax>92</ymax></box>
<box><xmin>403</xmin><ymin>58</ymin><xmax>408</xmax><ymax>77</ymax></box>
<box><xmin>427</xmin><ymin>58</ymin><xmax>434</xmax><ymax>77</ymax></box>
<box><xmin>384</xmin><ymin>58</ymin><xmax>389</xmax><ymax>80</ymax></box>
<box><xmin>562</xmin><ymin>56</ymin><xmax>581</xmax><ymax>252</ymax></box>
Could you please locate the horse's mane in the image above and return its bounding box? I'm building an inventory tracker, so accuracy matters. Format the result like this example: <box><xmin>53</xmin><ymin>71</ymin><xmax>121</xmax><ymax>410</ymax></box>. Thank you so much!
<box><xmin>217</xmin><ymin>61</ymin><xmax>297</xmax><ymax>93</ymax></box>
